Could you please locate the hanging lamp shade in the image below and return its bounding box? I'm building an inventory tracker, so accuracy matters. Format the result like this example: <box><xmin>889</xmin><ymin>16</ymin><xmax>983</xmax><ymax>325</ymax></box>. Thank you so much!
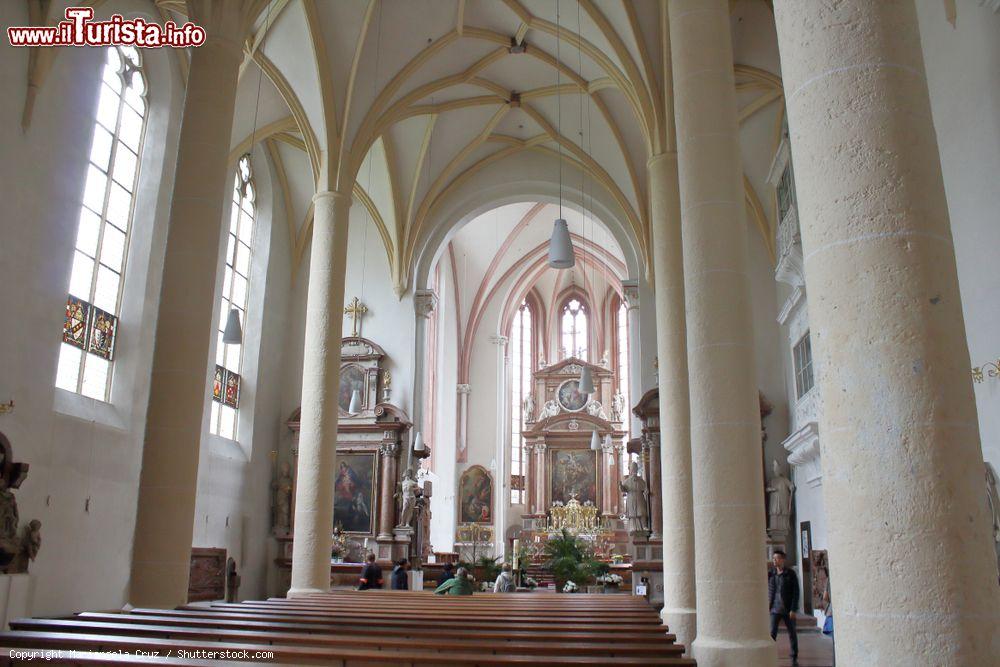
<box><xmin>590</xmin><ymin>430</ymin><xmax>601</xmax><ymax>451</ymax></box>
<box><xmin>347</xmin><ymin>389</ymin><xmax>362</xmax><ymax>415</ymax></box>
<box><xmin>548</xmin><ymin>218</ymin><xmax>575</xmax><ymax>269</ymax></box>
<box><xmin>413</xmin><ymin>431</ymin><xmax>425</xmax><ymax>452</ymax></box>
<box><xmin>603</xmin><ymin>434</ymin><xmax>612</xmax><ymax>449</ymax></box>
<box><xmin>579</xmin><ymin>365</ymin><xmax>595</xmax><ymax>394</ymax></box>
<box><xmin>222</xmin><ymin>308</ymin><xmax>243</xmax><ymax>344</ymax></box>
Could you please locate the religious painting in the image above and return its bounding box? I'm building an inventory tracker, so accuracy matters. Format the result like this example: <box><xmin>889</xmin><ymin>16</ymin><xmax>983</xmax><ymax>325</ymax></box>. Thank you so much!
<box><xmin>550</xmin><ymin>448</ymin><xmax>597</xmax><ymax>505</ymax></box>
<box><xmin>63</xmin><ymin>295</ymin><xmax>89</xmax><ymax>349</ymax></box>
<box><xmin>88</xmin><ymin>306</ymin><xmax>117</xmax><ymax>360</ymax></box>
<box><xmin>556</xmin><ymin>379</ymin><xmax>589</xmax><ymax>412</ymax></box>
<box><xmin>333</xmin><ymin>453</ymin><xmax>375</xmax><ymax>534</ymax></box>
<box><xmin>456</xmin><ymin>523</ymin><xmax>494</xmax><ymax>543</ymax></box>
<box><xmin>223</xmin><ymin>370</ymin><xmax>240</xmax><ymax>408</ymax></box>
<box><xmin>338</xmin><ymin>364</ymin><xmax>366</xmax><ymax>412</ymax></box>
<box><xmin>811</xmin><ymin>549</ymin><xmax>829</xmax><ymax>610</ymax></box>
<box><xmin>212</xmin><ymin>366</ymin><xmax>225</xmax><ymax>402</ymax></box>
<box><xmin>458</xmin><ymin>466</ymin><xmax>493</xmax><ymax>524</ymax></box>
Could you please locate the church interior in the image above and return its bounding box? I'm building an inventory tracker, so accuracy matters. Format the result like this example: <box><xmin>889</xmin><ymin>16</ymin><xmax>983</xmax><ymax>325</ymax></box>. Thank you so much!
<box><xmin>1</xmin><ymin>1</ymin><xmax>998</xmax><ymax>665</ymax></box>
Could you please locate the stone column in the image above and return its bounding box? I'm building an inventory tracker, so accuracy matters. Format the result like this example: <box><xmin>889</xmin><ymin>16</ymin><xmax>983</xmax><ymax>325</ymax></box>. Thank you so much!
<box><xmin>669</xmin><ymin>2</ymin><xmax>774</xmax><ymax>664</ymax></box>
<box><xmin>456</xmin><ymin>383</ymin><xmax>471</xmax><ymax>462</ymax></box>
<box><xmin>376</xmin><ymin>442</ymin><xmax>400</xmax><ymax>541</ymax></box>
<box><xmin>647</xmin><ymin>129</ymin><xmax>696</xmax><ymax>651</ymax></box>
<box><xmin>535</xmin><ymin>443</ymin><xmax>548</xmax><ymax>513</ymax></box>
<box><xmin>621</xmin><ymin>280</ymin><xmax>643</xmax><ymax>436</ymax></box>
<box><xmin>288</xmin><ymin>190</ymin><xmax>352</xmax><ymax>596</ymax></box>
<box><xmin>643</xmin><ymin>436</ymin><xmax>663</xmax><ymax>539</ymax></box>
<box><xmin>129</xmin><ymin>4</ymin><xmax>247</xmax><ymax>608</ymax></box>
<box><xmin>772</xmin><ymin>2</ymin><xmax>1000</xmax><ymax>663</ymax></box>
<box><xmin>490</xmin><ymin>334</ymin><xmax>509</xmax><ymax>557</ymax></box>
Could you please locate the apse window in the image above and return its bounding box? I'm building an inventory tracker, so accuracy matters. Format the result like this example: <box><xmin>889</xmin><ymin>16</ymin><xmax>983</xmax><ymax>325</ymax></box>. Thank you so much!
<box><xmin>560</xmin><ymin>298</ymin><xmax>589</xmax><ymax>361</ymax></box>
<box><xmin>509</xmin><ymin>299</ymin><xmax>534</xmax><ymax>505</ymax></box>
<box><xmin>210</xmin><ymin>155</ymin><xmax>256</xmax><ymax>440</ymax></box>
<box><xmin>793</xmin><ymin>331</ymin><xmax>814</xmax><ymax>400</ymax></box>
<box><xmin>56</xmin><ymin>46</ymin><xmax>147</xmax><ymax>401</ymax></box>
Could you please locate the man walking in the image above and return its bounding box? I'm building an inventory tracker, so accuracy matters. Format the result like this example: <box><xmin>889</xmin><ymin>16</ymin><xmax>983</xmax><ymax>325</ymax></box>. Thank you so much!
<box><xmin>768</xmin><ymin>550</ymin><xmax>799</xmax><ymax>661</ymax></box>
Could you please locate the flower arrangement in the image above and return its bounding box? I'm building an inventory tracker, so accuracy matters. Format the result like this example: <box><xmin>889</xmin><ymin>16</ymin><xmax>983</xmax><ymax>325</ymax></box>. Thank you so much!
<box><xmin>611</xmin><ymin>554</ymin><xmax>625</xmax><ymax>564</ymax></box>
<box><xmin>481</xmin><ymin>581</ymin><xmax>493</xmax><ymax>592</ymax></box>
<box><xmin>331</xmin><ymin>527</ymin><xmax>349</xmax><ymax>562</ymax></box>
<box><xmin>562</xmin><ymin>581</ymin><xmax>579</xmax><ymax>593</ymax></box>
<box><xmin>597</xmin><ymin>573</ymin><xmax>623</xmax><ymax>586</ymax></box>
<box><xmin>523</xmin><ymin>577</ymin><xmax>538</xmax><ymax>589</ymax></box>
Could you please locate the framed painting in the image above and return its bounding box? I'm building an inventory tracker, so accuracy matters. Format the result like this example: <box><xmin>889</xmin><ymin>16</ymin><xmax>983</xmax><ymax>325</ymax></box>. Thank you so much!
<box><xmin>338</xmin><ymin>363</ymin><xmax>366</xmax><ymax>413</ymax></box>
<box><xmin>556</xmin><ymin>379</ymin><xmax>589</xmax><ymax>412</ymax></box>
<box><xmin>550</xmin><ymin>448</ymin><xmax>598</xmax><ymax>505</ymax></box>
<box><xmin>458</xmin><ymin>465</ymin><xmax>493</xmax><ymax>524</ymax></box>
<box><xmin>333</xmin><ymin>452</ymin><xmax>376</xmax><ymax>534</ymax></box>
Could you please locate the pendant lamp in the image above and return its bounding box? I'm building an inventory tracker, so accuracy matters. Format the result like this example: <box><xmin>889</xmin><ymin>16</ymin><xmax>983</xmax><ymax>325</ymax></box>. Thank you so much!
<box><xmin>413</xmin><ymin>431</ymin><xmax>425</xmax><ymax>452</ymax></box>
<box><xmin>579</xmin><ymin>365</ymin><xmax>595</xmax><ymax>394</ymax></box>
<box><xmin>348</xmin><ymin>389</ymin><xmax>362</xmax><ymax>415</ymax></box>
<box><xmin>590</xmin><ymin>430</ymin><xmax>601</xmax><ymax>451</ymax></box>
<box><xmin>222</xmin><ymin>308</ymin><xmax>243</xmax><ymax>344</ymax></box>
<box><xmin>548</xmin><ymin>219</ymin><xmax>575</xmax><ymax>268</ymax></box>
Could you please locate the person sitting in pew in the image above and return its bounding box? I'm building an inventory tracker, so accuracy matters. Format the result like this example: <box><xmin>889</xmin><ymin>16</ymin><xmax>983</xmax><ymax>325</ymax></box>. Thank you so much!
<box><xmin>391</xmin><ymin>558</ymin><xmax>409</xmax><ymax>590</ymax></box>
<box><xmin>358</xmin><ymin>553</ymin><xmax>383</xmax><ymax>590</ymax></box>
<box><xmin>437</xmin><ymin>562</ymin><xmax>455</xmax><ymax>586</ymax></box>
<box><xmin>434</xmin><ymin>566</ymin><xmax>473</xmax><ymax>595</ymax></box>
<box><xmin>493</xmin><ymin>563</ymin><xmax>516</xmax><ymax>593</ymax></box>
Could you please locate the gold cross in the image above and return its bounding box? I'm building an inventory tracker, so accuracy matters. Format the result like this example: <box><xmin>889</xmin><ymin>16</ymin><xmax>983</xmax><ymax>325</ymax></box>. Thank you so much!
<box><xmin>344</xmin><ymin>297</ymin><xmax>368</xmax><ymax>337</ymax></box>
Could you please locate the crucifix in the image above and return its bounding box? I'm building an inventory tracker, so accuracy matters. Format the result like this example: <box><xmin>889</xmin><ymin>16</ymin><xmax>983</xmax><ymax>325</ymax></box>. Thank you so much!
<box><xmin>344</xmin><ymin>297</ymin><xmax>368</xmax><ymax>337</ymax></box>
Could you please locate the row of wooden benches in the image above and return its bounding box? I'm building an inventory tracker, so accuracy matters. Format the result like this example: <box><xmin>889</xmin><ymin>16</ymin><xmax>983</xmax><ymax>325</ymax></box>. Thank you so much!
<box><xmin>0</xmin><ymin>589</ymin><xmax>695</xmax><ymax>665</ymax></box>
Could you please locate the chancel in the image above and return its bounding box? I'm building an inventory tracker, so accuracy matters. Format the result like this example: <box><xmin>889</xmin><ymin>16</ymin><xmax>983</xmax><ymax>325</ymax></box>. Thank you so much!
<box><xmin>1</xmin><ymin>1</ymin><xmax>998</xmax><ymax>666</ymax></box>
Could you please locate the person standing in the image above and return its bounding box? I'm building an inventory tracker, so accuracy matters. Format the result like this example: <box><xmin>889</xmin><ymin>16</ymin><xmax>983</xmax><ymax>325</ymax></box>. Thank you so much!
<box><xmin>391</xmin><ymin>558</ymin><xmax>409</xmax><ymax>590</ymax></box>
<box><xmin>768</xmin><ymin>550</ymin><xmax>799</xmax><ymax>661</ymax></box>
<box><xmin>358</xmin><ymin>553</ymin><xmax>383</xmax><ymax>590</ymax></box>
<box><xmin>494</xmin><ymin>563</ymin><xmax>515</xmax><ymax>593</ymax></box>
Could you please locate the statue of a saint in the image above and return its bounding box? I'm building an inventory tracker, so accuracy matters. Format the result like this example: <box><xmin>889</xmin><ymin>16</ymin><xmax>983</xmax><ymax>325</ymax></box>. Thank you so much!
<box><xmin>611</xmin><ymin>391</ymin><xmax>625</xmax><ymax>422</ymax></box>
<box><xmin>398</xmin><ymin>468</ymin><xmax>419</xmax><ymax>527</ymax></box>
<box><xmin>766</xmin><ymin>460</ymin><xmax>795</xmax><ymax>533</ymax></box>
<box><xmin>273</xmin><ymin>461</ymin><xmax>293</xmax><ymax>534</ymax></box>
<box><xmin>539</xmin><ymin>400</ymin><xmax>560</xmax><ymax>420</ymax></box>
<box><xmin>522</xmin><ymin>394</ymin><xmax>535</xmax><ymax>423</ymax></box>
<box><xmin>619</xmin><ymin>461</ymin><xmax>649</xmax><ymax>534</ymax></box>
<box><xmin>986</xmin><ymin>462</ymin><xmax>1000</xmax><ymax>583</ymax></box>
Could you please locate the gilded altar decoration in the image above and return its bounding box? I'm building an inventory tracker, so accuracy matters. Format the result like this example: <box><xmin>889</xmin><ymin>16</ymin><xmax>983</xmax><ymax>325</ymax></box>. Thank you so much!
<box><xmin>547</xmin><ymin>497</ymin><xmax>601</xmax><ymax>535</ymax></box>
<box><xmin>972</xmin><ymin>359</ymin><xmax>1000</xmax><ymax>383</ymax></box>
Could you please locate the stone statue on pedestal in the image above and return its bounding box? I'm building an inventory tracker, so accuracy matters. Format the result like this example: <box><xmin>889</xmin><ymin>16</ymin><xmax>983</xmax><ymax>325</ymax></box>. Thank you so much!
<box><xmin>611</xmin><ymin>391</ymin><xmax>625</xmax><ymax>422</ymax></box>
<box><xmin>398</xmin><ymin>468</ymin><xmax>419</xmax><ymax>527</ymax></box>
<box><xmin>0</xmin><ymin>432</ymin><xmax>41</xmax><ymax>574</ymax></box>
<box><xmin>272</xmin><ymin>461</ymin><xmax>292</xmax><ymax>534</ymax></box>
<box><xmin>766</xmin><ymin>460</ymin><xmax>795</xmax><ymax>533</ymax></box>
<box><xmin>985</xmin><ymin>462</ymin><xmax>1000</xmax><ymax>584</ymax></box>
<box><xmin>619</xmin><ymin>461</ymin><xmax>649</xmax><ymax>534</ymax></box>
<box><xmin>522</xmin><ymin>394</ymin><xmax>535</xmax><ymax>423</ymax></box>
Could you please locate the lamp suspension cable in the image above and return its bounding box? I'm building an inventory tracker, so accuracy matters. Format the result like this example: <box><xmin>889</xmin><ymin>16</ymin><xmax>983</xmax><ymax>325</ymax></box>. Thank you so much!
<box><xmin>547</xmin><ymin>0</ymin><xmax>574</xmax><ymax>269</ymax></box>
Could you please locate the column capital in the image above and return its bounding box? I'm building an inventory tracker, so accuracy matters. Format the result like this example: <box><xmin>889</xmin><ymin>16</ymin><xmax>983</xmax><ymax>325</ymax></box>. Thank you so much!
<box><xmin>379</xmin><ymin>442</ymin><xmax>400</xmax><ymax>458</ymax></box>
<box><xmin>456</xmin><ymin>384</ymin><xmax>471</xmax><ymax>395</ymax></box>
<box><xmin>622</xmin><ymin>279</ymin><xmax>640</xmax><ymax>310</ymax></box>
<box><xmin>536</xmin><ymin>443</ymin><xmax>547</xmax><ymax>453</ymax></box>
<box><xmin>414</xmin><ymin>289</ymin><xmax>439</xmax><ymax>318</ymax></box>
<box><xmin>647</xmin><ymin>151</ymin><xmax>677</xmax><ymax>169</ymax></box>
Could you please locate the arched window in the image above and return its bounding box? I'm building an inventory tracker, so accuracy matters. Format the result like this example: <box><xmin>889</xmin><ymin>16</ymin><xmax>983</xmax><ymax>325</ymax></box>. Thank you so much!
<box><xmin>616</xmin><ymin>299</ymin><xmax>630</xmax><ymax>438</ymax></box>
<box><xmin>560</xmin><ymin>297</ymin><xmax>589</xmax><ymax>361</ymax></box>
<box><xmin>56</xmin><ymin>46</ymin><xmax>147</xmax><ymax>400</ymax></box>
<box><xmin>210</xmin><ymin>155</ymin><xmax>256</xmax><ymax>439</ymax></box>
<box><xmin>509</xmin><ymin>299</ymin><xmax>534</xmax><ymax>505</ymax></box>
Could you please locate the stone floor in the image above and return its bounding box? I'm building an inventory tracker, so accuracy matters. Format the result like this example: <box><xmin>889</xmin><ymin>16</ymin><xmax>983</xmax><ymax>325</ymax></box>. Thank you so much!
<box><xmin>774</xmin><ymin>630</ymin><xmax>835</xmax><ymax>666</ymax></box>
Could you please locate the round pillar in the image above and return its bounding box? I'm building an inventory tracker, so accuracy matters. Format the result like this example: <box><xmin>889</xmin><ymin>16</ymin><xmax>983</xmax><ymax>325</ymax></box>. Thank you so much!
<box><xmin>773</xmin><ymin>1</ymin><xmax>1000</xmax><ymax>663</ymax></box>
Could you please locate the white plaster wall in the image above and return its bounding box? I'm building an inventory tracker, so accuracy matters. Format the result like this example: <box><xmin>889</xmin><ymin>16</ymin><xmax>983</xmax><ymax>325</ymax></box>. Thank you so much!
<box><xmin>0</xmin><ymin>1</ymin><xmax>181</xmax><ymax>615</ymax></box>
<box><xmin>429</xmin><ymin>251</ymin><xmax>458</xmax><ymax>554</ymax></box>
<box><xmin>916</xmin><ymin>0</ymin><xmax>1000</xmax><ymax>472</ymax></box>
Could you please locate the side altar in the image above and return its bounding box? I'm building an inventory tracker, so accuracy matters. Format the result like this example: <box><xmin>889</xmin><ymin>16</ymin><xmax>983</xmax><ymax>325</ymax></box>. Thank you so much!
<box><xmin>273</xmin><ymin>335</ymin><xmax>430</xmax><ymax>591</ymax></box>
<box><xmin>519</xmin><ymin>357</ymin><xmax>630</xmax><ymax>561</ymax></box>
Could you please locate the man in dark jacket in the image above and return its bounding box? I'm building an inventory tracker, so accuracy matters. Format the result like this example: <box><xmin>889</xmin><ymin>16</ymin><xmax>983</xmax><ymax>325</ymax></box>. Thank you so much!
<box><xmin>358</xmin><ymin>553</ymin><xmax>383</xmax><ymax>590</ymax></box>
<box><xmin>437</xmin><ymin>562</ymin><xmax>455</xmax><ymax>586</ymax></box>
<box><xmin>391</xmin><ymin>559</ymin><xmax>409</xmax><ymax>590</ymax></box>
<box><xmin>768</xmin><ymin>550</ymin><xmax>799</xmax><ymax>660</ymax></box>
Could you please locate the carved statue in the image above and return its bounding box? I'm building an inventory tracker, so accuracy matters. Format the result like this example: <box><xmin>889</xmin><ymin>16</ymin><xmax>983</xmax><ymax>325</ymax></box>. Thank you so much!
<box><xmin>619</xmin><ymin>461</ymin><xmax>649</xmax><ymax>534</ymax></box>
<box><xmin>522</xmin><ymin>394</ymin><xmax>535</xmax><ymax>423</ymax></box>
<box><xmin>0</xmin><ymin>432</ymin><xmax>40</xmax><ymax>574</ymax></box>
<box><xmin>986</xmin><ymin>462</ymin><xmax>1000</xmax><ymax>584</ymax></box>
<box><xmin>225</xmin><ymin>557</ymin><xmax>241</xmax><ymax>603</ymax></box>
<box><xmin>600</xmin><ymin>351</ymin><xmax>610</xmax><ymax>368</ymax></box>
<box><xmin>538</xmin><ymin>400</ymin><xmax>560</xmax><ymax>420</ymax></box>
<box><xmin>382</xmin><ymin>369</ymin><xmax>392</xmax><ymax>401</ymax></box>
<box><xmin>272</xmin><ymin>461</ymin><xmax>293</xmax><ymax>534</ymax></box>
<box><xmin>611</xmin><ymin>391</ymin><xmax>625</xmax><ymax>422</ymax></box>
<box><xmin>766</xmin><ymin>459</ymin><xmax>795</xmax><ymax>533</ymax></box>
<box><xmin>398</xmin><ymin>468</ymin><xmax>419</xmax><ymax>527</ymax></box>
<box><xmin>586</xmin><ymin>401</ymin><xmax>607</xmax><ymax>420</ymax></box>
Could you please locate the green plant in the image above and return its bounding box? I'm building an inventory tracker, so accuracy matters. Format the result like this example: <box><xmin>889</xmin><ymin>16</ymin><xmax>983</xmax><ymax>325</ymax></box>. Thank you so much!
<box><xmin>543</xmin><ymin>529</ymin><xmax>601</xmax><ymax>589</ymax></box>
<box><xmin>477</xmin><ymin>555</ymin><xmax>502</xmax><ymax>583</ymax></box>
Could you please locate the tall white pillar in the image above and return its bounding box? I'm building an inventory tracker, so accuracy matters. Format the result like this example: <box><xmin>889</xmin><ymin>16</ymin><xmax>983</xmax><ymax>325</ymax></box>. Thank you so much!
<box><xmin>491</xmin><ymin>333</ymin><xmax>509</xmax><ymax>557</ymax></box>
<box><xmin>773</xmin><ymin>2</ymin><xmax>1000</xmax><ymax>663</ymax></box>
<box><xmin>130</xmin><ymin>2</ymin><xmax>247</xmax><ymax>608</ymax></box>
<box><xmin>621</xmin><ymin>280</ymin><xmax>644</xmax><ymax>437</ymax></box>
<box><xmin>289</xmin><ymin>190</ymin><xmax>352</xmax><ymax>596</ymax></box>
<box><xmin>669</xmin><ymin>1</ymin><xmax>774</xmax><ymax>664</ymax></box>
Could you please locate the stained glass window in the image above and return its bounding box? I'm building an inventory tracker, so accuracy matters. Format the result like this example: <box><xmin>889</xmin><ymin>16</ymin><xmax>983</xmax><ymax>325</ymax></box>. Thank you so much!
<box><xmin>509</xmin><ymin>299</ymin><xmax>533</xmax><ymax>505</ymax></box>
<box><xmin>560</xmin><ymin>298</ymin><xmax>588</xmax><ymax>361</ymax></box>
<box><xmin>55</xmin><ymin>46</ymin><xmax>146</xmax><ymax>401</ymax></box>
<box><xmin>210</xmin><ymin>155</ymin><xmax>256</xmax><ymax>440</ymax></box>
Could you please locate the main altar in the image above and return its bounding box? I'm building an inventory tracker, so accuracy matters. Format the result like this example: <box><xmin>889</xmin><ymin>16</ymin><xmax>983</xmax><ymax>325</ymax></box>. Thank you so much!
<box><xmin>518</xmin><ymin>357</ymin><xmax>630</xmax><ymax>562</ymax></box>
